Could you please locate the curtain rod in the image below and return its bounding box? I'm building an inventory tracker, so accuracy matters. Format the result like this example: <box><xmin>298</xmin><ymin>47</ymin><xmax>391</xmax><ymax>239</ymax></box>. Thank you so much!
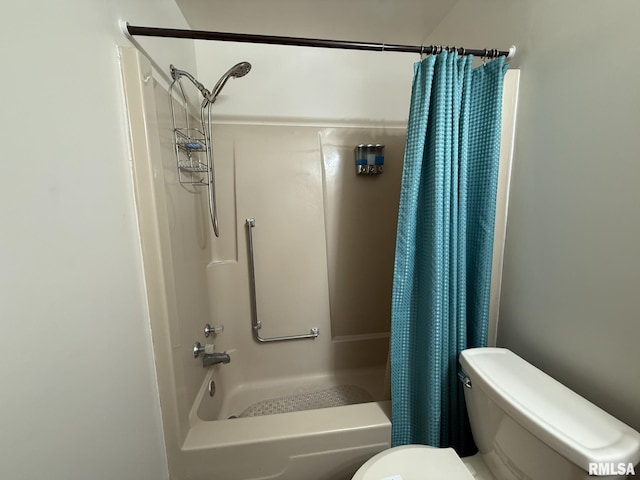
<box><xmin>123</xmin><ymin>22</ymin><xmax>516</xmax><ymax>59</ymax></box>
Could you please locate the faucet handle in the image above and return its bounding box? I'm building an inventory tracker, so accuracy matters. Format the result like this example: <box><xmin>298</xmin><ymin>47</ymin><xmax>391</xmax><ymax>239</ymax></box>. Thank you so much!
<box><xmin>193</xmin><ymin>342</ymin><xmax>216</xmax><ymax>358</ymax></box>
<box><xmin>204</xmin><ymin>324</ymin><xmax>224</xmax><ymax>337</ymax></box>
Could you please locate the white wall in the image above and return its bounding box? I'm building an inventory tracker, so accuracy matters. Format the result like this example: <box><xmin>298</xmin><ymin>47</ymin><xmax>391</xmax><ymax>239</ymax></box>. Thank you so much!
<box><xmin>195</xmin><ymin>41</ymin><xmax>417</xmax><ymax>125</ymax></box>
<box><xmin>177</xmin><ymin>0</ymin><xmax>457</xmax><ymax>46</ymax></box>
<box><xmin>427</xmin><ymin>0</ymin><xmax>640</xmax><ymax>430</ymax></box>
<box><xmin>0</xmin><ymin>1</ymin><xmax>196</xmax><ymax>479</ymax></box>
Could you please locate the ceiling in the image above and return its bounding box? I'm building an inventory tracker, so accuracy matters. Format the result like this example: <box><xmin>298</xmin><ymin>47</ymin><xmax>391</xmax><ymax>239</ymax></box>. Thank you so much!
<box><xmin>174</xmin><ymin>0</ymin><xmax>460</xmax><ymax>46</ymax></box>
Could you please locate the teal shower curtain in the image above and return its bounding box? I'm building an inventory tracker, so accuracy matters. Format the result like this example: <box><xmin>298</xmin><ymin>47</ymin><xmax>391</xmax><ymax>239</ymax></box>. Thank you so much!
<box><xmin>391</xmin><ymin>52</ymin><xmax>508</xmax><ymax>455</ymax></box>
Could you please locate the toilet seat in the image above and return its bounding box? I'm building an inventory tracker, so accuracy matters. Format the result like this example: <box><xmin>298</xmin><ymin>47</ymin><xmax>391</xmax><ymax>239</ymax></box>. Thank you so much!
<box><xmin>352</xmin><ymin>445</ymin><xmax>475</xmax><ymax>480</ymax></box>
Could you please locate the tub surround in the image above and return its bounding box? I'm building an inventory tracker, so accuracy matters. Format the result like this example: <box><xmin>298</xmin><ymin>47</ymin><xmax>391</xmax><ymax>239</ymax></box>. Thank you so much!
<box><xmin>122</xmin><ymin>47</ymin><xmax>400</xmax><ymax>479</ymax></box>
<box><xmin>207</xmin><ymin>124</ymin><xmax>406</xmax><ymax>388</ymax></box>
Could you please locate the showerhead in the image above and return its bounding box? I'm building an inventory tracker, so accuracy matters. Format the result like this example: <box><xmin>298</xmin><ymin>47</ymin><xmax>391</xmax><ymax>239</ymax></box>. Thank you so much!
<box><xmin>230</xmin><ymin>61</ymin><xmax>252</xmax><ymax>78</ymax></box>
<box><xmin>209</xmin><ymin>61</ymin><xmax>252</xmax><ymax>103</ymax></box>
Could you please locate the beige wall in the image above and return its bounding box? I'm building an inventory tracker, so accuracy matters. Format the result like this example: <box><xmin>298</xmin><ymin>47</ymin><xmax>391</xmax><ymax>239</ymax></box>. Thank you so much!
<box><xmin>321</xmin><ymin>128</ymin><xmax>405</xmax><ymax>337</ymax></box>
<box><xmin>0</xmin><ymin>1</ymin><xmax>196</xmax><ymax>479</ymax></box>
<box><xmin>427</xmin><ymin>0</ymin><xmax>640</xmax><ymax>430</ymax></box>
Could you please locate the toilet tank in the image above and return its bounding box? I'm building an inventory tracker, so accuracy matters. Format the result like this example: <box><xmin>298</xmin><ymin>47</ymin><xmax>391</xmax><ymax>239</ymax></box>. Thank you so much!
<box><xmin>459</xmin><ymin>348</ymin><xmax>640</xmax><ymax>480</ymax></box>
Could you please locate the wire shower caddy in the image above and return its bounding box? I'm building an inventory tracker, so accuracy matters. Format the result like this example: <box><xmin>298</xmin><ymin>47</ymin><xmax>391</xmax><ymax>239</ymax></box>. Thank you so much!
<box><xmin>169</xmin><ymin>72</ymin><xmax>220</xmax><ymax>236</ymax></box>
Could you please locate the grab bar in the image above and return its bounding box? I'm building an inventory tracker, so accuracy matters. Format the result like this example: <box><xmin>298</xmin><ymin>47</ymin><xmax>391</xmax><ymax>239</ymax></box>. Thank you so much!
<box><xmin>245</xmin><ymin>218</ymin><xmax>320</xmax><ymax>343</ymax></box>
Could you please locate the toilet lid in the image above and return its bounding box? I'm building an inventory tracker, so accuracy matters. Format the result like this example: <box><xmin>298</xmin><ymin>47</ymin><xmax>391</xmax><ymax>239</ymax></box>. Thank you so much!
<box><xmin>352</xmin><ymin>445</ymin><xmax>475</xmax><ymax>480</ymax></box>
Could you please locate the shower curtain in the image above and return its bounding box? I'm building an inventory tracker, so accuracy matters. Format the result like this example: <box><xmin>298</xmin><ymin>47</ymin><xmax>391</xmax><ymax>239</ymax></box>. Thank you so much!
<box><xmin>391</xmin><ymin>52</ymin><xmax>508</xmax><ymax>455</ymax></box>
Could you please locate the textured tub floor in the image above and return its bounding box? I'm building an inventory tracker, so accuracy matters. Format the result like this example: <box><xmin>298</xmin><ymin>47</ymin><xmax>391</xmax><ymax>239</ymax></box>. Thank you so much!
<box><xmin>238</xmin><ymin>384</ymin><xmax>373</xmax><ymax>417</ymax></box>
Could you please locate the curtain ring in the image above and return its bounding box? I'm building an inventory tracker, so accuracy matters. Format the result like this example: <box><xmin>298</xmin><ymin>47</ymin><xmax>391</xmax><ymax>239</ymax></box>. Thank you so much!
<box><xmin>420</xmin><ymin>44</ymin><xmax>425</xmax><ymax>58</ymax></box>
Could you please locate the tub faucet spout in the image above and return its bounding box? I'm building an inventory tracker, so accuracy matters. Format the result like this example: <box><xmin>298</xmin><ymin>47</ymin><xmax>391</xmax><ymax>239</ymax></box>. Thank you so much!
<box><xmin>202</xmin><ymin>352</ymin><xmax>230</xmax><ymax>367</ymax></box>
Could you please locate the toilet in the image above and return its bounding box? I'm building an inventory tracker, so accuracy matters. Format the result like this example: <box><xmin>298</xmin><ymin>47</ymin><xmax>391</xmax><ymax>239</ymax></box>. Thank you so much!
<box><xmin>353</xmin><ymin>348</ymin><xmax>640</xmax><ymax>480</ymax></box>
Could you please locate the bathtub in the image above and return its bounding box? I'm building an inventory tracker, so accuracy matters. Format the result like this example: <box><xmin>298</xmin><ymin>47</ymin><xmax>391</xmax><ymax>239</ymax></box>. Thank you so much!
<box><xmin>180</xmin><ymin>365</ymin><xmax>392</xmax><ymax>480</ymax></box>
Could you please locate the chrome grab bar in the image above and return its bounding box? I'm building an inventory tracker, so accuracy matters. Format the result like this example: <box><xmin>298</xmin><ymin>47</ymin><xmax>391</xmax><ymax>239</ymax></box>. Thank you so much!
<box><xmin>245</xmin><ymin>218</ymin><xmax>320</xmax><ymax>343</ymax></box>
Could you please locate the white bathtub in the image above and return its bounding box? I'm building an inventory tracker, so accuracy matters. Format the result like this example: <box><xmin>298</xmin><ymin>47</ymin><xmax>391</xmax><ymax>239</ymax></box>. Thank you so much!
<box><xmin>180</xmin><ymin>366</ymin><xmax>391</xmax><ymax>480</ymax></box>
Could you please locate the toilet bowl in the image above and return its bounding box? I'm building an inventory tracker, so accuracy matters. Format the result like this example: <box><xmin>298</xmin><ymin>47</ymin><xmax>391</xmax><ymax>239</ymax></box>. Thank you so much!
<box><xmin>353</xmin><ymin>348</ymin><xmax>640</xmax><ymax>480</ymax></box>
<box><xmin>352</xmin><ymin>445</ymin><xmax>480</xmax><ymax>480</ymax></box>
